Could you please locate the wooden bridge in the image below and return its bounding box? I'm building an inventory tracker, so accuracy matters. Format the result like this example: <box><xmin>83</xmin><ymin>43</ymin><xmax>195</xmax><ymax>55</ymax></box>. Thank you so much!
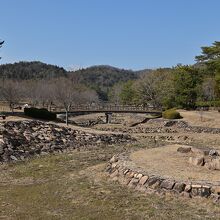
<box><xmin>52</xmin><ymin>104</ymin><xmax>162</xmax><ymax>115</ymax></box>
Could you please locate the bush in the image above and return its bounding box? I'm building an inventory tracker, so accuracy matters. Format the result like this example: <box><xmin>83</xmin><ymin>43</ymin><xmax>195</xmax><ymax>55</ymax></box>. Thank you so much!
<box><xmin>24</xmin><ymin>107</ymin><xmax>57</xmax><ymax>120</ymax></box>
<box><xmin>162</xmin><ymin>109</ymin><xmax>182</xmax><ymax>119</ymax></box>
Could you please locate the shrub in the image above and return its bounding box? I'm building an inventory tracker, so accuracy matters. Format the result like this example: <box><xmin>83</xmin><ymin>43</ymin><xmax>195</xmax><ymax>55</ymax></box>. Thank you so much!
<box><xmin>162</xmin><ymin>109</ymin><xmax>182</xmax><ymax>119</ymax></box>
<box><xmin>24</xmin><ymin>107</ymin><xmax>57</xmax><ymax>120</ymax></box>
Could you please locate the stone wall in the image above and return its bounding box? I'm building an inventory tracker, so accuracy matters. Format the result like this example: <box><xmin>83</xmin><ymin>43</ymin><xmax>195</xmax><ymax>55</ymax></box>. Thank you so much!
<box><xmin>99</xmin><ymin>119</ymin><xmax>220</xmax><ymax>134</ymax></box>
<box><xmin>0</xmin><ymin>120</ymin><xmax>135</xmax><ymax>162</ymax></box>
<box><xmin>106</xmin><ymin>154</ymin><xmax>220</xmax><ymax>202</ymax></box>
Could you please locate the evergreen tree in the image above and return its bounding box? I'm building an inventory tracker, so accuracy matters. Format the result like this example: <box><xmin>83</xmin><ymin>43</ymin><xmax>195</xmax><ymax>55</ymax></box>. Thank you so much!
<box><xmin>0</xmin><ymin>40</ymin><xmax>4</xmax><ymax>59</ymax></box>
<box><xmin>173</xmin><ymin>66</ymin><xmax>202</xmax><ymax>109</ymax></box>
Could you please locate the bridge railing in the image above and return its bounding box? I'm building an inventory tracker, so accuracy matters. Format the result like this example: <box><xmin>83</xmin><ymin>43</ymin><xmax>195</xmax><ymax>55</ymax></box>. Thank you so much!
<box><xmin>66</xmin><ymin>104</ymin><xmax>160</xmax><ymax>112</ymax></box>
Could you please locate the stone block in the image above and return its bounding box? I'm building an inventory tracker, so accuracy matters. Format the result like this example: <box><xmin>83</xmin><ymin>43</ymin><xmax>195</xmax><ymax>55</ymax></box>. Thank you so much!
<box><xmin>139</xmin><ymin>175</ymin><xmax>149</xmax><ymax>185</ymax></box>
<box><xmin>160</xmin><ymin>179</ymin><xmax>175</xmax><ymax>190</ymax></box>
<box><xmin>146</xmin><ymin>176</ymin><xmax>159</xmax><ymax>187</ymax></box>
<box><xmin>177</xmin><ymin>146</ymin><xmax>191</xmax><ymax>153</ymax></box>
<box><xmin>173</xmin><ymin>182</ymin><xmax>186</xmax><ymax>193</ymax></box>
<box><xmin>184</xmin><ymin>184</ymin><xmax>192</xmax><ymax>192</ymax></box>
<box><xmin>128</xmin><ymin>178</ymin><xmax>139</xmax><ymax>188</ymax></box>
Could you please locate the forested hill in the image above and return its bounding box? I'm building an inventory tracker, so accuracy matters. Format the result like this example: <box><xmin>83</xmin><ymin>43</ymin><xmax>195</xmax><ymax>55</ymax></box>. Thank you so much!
<box><xmin>0</xmin><ymin>61</ymin><xmax>67</xmax><ymax>79</ymax></box>
<box><xmin>68</xmin><ymin>65</ymin><xmax>143</xmax><ymax>100</ymax></box>
<box><xmin>69</xmin><ymin>65</ymin><xmax>140</xmax><ymax>88</ymax></box>
<box><xmin>0</xmin><ymin>62</ymin><xmax>143</xmax><ymax>85</ymax></box>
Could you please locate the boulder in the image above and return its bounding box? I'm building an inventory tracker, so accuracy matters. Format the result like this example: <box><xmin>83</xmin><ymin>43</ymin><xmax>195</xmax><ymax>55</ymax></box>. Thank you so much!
<box><xmin>146</xmin><ymin>176</ymin><xmax>159</xmax><ymax>187</ymax></box>
<box><xmin>139</xmin><ymin>175</ymin><xmax>149</xmax><ymax>185</ymax></box>
<box><xmin>173</xmin><ymin>182</ymin><xmax>186</xmax><ymax>193</ymax></box>
<box><xmin>177</xmin><ymin>146</ymin><xmax>191</xmax><ymax>153</ymax></box>
<box><xmin>209</xmin><ymin>149</ymin><xmax>219</xmax><ymax>157</ymax></box>
<box><xmin>160</xmin><ymin>179</ymin><xmax>175</xmax><ymax>190</ymax></box>
<box><xmin>191</xmin><ymin>185</ymin><xmax>211</xmax><ymax>197</ymax></box>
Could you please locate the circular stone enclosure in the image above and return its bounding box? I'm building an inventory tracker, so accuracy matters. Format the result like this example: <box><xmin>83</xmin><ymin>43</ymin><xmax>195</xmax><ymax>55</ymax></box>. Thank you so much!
<box><xmin>107</xmin><ymin>144</ymin><xmax>220</xmax><ymax>201</ymax></box>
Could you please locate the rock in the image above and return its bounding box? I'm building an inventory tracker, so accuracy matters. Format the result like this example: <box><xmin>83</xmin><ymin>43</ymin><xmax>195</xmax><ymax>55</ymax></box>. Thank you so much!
<box><xmin>128</xmin><ymin>178</ymin><xmax>139</xmax><ymax>188</ymax></box>
<box><xmin>177</xmin><ymin>146</ymin><xmax>191</xmax><ymax>153</ymax></box>
<box><xmin>110</xmin><ymin>155</ymin><xmax>118</xmax><ymax>163</ymax></box>
<box><xmin>184</xmin><ymin>184</ymin><xmax>192</xmax><ymax>192</ymax></box>
<box><xmin>189</xmin><ymin>156</ymin><xmax>204</xmax><ymax>166</ymax></box>
<box><xmin>0</xmin><ymin>120</ymin><xmax>136</xmax><ymax>162</ymax></box>
<box><xmin>211</xmin><ymin>194</ymin><xmax>220</xmax><ymax>203</ymax></box>
<box><xmin>0</xmin><ymin>141</ymin><xmax>4</xmax><ymax>154</ymax></box>
<box><xmin>173</xmin><ymin>182</ymin><xmax>186</xmax><ymax>193</ymax></box>
<box><xmin>191</xmin><ymin>185</ymin><xmax>211</xmax><ymax>197</ymax></box>
<box><xmin>139</xmin><ymin>175</ymin><xmax>149</xmax><ymax>185</ymax></box>
<box><xmin>209</xmin><ymin>149</ymin><xmax>219</xmax><ymax>157</ymax></box>
<box><xmin>110</xmin><ymin>170</ymin><xmax>119</xmax><ymax>178</ymax></box>
<box><xmin>160</xmin><ymin>179</ymin><xmax>175</xmax><ymax>190</ymax></box>
<box><xmin>146</xmin><ymin>176</ymin><xmax>159</xmax><ymax>187</ymax></box>
<box><xmin>125</xmin><ymin>171</ymin><xmax>135</xmax><ymax>179</ymax></box>
<box><xmin>10</xmin><ymin>155</ymin><xmax>18</xmax><ymax>161</ymax></box>
<box><xmin>123</xmin><ymin>169</ymin><xmax>130</xmax><ymax>175</ymax></box>
<box><xmin>150</xmin><ymin>179</ymin><xmax>162</xmax><ymax>190</ymax></box>
<box><xmin>136</xmin><ymin>173</ymin><xmax>143</xmax><ymax>180</ymax></box>
<box><xmin>111</xmin><ymin>162</ymin><xmax>118</xmax><ymax>169</ymax></box>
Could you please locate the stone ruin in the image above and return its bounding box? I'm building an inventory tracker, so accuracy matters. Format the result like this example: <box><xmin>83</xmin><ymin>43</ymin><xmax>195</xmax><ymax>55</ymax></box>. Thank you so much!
<box><xmin>177</xmin><ymin>146</ymin><xmax>220</xmax><ymax>171</ymax></box>
<box><xmin>0</xmin><ymin>120</ymin><xmax>136</xmax><ymax>163</ymax></box>
<box><xmin>107</xmin><ymin>147</ymin><xmax>220</xmax><ymax>202</ymax></box>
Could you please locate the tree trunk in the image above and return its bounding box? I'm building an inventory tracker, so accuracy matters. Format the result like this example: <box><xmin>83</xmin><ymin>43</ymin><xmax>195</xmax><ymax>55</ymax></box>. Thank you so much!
<box><xmin>65</xmin><ymin>110</ymin><xmax>69</xmax><ymax>126</ymax></box>
<box><xmin>10</xmin><ymin>103</ymin><xmax>14</xmax><ymax>114</ymax></box>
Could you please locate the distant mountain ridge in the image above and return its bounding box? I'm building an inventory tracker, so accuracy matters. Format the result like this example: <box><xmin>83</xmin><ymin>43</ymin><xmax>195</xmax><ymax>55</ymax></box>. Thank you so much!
<box><xmin>69</xmin><ymin>65</ymin><xmax>140</xmax><ymax>87</ymax></box>
<box><xmin>0</xmin><ymin>61</ymin><xmax>150</xmax><ymax>83</ymax></box>
<box><xmin>0</xmin><ymin>61</ymin><xmax>153</xmax><ymax>100</ymax></box>
<box><xmin>0</xmin><ymin>61</ymin><xmax>153</xmax><ymax>92</ymax></box>
<box><xmin>0</xmin><ymin>61</ymin><xmax>67</xmax><ymax>79</ymax></box>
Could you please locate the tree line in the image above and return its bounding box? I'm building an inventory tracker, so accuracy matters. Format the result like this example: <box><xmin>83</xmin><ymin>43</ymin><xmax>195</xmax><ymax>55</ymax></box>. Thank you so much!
<box><xmin>0</xmin><ymin>78</ymin><xmax>99</xmax><ymax>124</ymax></box>
<box><xmin>0</xmin><ymin>62</ymin><xmax>140</xmax><ymax>101</ymax></box>
<box><xmin>1</xmin><ymin>40</ymin><xmax>220</xmax><ymax>111</ymax></box>
<box><xmin>109</xmin><ymin>41</ymin><xmax>220</xmax><ymax>109</ymax></box>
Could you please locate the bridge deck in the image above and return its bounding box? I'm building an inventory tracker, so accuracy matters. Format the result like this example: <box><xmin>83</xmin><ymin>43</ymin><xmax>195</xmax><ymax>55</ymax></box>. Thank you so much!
<box><xmin>53</xmin><ymin>105</ymin><xmax>162</xmax><ymax>114</ymax></box>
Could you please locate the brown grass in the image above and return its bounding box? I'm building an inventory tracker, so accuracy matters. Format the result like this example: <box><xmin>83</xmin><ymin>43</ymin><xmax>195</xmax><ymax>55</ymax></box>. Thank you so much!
<box><xmin>130</xmin><ymin>144</ymin><xmax>220</xmax><ymax>182</ymax></box>
<box><xmin>1</xmin><ymin>147</ymin><xmax>220</xmax><ymax>220</ymax></box>
<box><xmin>179</xmin><ymin>110</ymin><xmax>220</xmax><ymax>128</ymax></box>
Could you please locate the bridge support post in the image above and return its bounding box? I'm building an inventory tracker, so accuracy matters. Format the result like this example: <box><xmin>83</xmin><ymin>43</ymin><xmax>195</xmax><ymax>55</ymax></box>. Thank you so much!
<box><xmin>105</xmin><ymin>112</ymin><xmax>112</xmax><ymax>124</ymax></box>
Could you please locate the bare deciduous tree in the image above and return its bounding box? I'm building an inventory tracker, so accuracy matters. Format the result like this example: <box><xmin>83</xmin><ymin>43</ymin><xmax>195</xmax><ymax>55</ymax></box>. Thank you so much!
<box><xmin>108</xmin><ymin>83</ymin><xmax>123</xmax><ymax>104</ymax></box>
<box><xmin>53</xmin><ymin>78</ymin><xmax>77</xmax><ymax>125</ymax></box>
<box><xmin>0</xmin><ymin>80</ymin><xmax>23</xmax><ymax>112</ymax></box>
<box><xmin>136</xmin><ymin>69</ymin><xmax>174</xmax><ymax>108</ymax></box>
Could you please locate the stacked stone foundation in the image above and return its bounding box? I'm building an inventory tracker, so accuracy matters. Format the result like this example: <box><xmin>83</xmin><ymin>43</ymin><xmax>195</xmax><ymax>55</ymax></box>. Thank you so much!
<box><xmin>106</xmin><ymin>154</ymin><xmax>220</xmax><ymax>202</ymax></box>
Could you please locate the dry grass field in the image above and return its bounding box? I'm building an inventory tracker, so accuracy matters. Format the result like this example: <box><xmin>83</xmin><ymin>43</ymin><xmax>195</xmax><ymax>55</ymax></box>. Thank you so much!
<box><xmin>1</xmin><ymin>111</ymin><xmax>220</xmax><ymax>219</ymax></box>
<box><xmin>1</xmin><ymin>147</ymin><xmax>220</xmax><ymax>220</ymax></box>
<box><xmin>179</xmin><ymin>110</ymin><xmax>220</xmax><ymax>128</ymax></box>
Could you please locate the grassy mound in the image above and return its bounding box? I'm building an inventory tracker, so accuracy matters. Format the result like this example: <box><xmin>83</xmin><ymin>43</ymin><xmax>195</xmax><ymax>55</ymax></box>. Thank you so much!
<box><xmin>162</xmin><ymin>109</ymin><xmax>182</xmax><ymax>119</ymax></box>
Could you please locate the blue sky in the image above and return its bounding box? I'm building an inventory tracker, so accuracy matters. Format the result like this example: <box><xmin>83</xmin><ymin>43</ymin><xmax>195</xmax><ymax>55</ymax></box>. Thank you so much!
<box><xmin>1</xmin><ymin>0</ymin><xmax>220</xmax><ymax>70</ymax></box>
